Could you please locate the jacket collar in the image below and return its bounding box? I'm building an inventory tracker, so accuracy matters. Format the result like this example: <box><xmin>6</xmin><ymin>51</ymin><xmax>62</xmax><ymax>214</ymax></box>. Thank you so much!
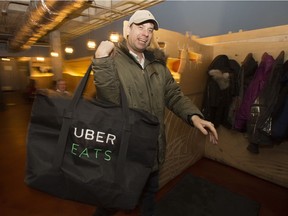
<box><xmin>118</xmin><ymin>39</ymin><xmax>167</xmax><ymax>67</ymax></box>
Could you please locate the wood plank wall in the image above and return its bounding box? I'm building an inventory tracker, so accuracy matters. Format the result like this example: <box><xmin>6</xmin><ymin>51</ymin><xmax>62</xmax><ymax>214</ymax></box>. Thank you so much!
<box><xmin>196</xmin><ymin>24</ymin><xmax>288</xmax><ymax>188</ymax></box>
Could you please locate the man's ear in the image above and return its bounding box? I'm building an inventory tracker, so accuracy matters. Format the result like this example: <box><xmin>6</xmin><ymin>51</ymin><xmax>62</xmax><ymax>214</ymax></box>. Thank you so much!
<box><xmin>123</xmin><ymin>20</ymin><xmax>130</xmax><ymax>39</ymax></box>
<box><xmin>126</xmin><ymin>26</ymin><xmax>131</xmax><ymax>37</ymax></box>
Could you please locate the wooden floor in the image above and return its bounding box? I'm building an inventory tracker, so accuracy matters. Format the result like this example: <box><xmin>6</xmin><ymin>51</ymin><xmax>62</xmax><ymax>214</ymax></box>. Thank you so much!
<box><xmin>0</xmin><ymin>91</ymin><xmax>287</xmax><ymax>216</ymax></box>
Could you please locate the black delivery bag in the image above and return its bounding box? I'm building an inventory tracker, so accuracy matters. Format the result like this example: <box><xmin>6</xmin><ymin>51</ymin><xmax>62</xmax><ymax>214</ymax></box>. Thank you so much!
<box><xmin>25</xmin><ymin>64</ymin><xmax>159</xmax><ymax>210</ymax></box>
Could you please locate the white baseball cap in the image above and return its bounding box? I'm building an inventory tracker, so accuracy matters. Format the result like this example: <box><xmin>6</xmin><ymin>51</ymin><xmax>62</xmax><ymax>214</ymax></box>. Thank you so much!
<box><xmin>128</xmin><ymin>10</ymin><xmax>159</xmax><ymax>30</ymax></box>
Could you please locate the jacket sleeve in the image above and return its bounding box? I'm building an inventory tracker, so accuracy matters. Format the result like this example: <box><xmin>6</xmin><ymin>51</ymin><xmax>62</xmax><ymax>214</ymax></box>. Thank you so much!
<box><xmin>92</xmin><ymin>56</ymin><xmax>120</xmax><ymax>104</ymax></box>
<box><xmin>164</xmin><ymin>66</ymin><xmax>204</xmax><ymax>124</ymax></box>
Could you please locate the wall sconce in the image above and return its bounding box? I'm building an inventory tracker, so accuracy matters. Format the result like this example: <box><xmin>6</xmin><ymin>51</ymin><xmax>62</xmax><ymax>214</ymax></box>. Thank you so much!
<box><xmin>65</xmin><ymin>46</ymin><xmax>74</xmax><ymax>54</ymax></box>
<box><xmin>109</xmin><ymin>32</ymin><xmax>120</xmax><ymax>43</ymax></box>
<box><xmin>36</xmin><ymin>57</ymin><xmax>45</xmax><ymax>62</ymax></box>
<box><xmin>87</xmin><ymin>40</ymin><xmax>96</xmax><ymax>49</ymax></box>
<box><xmin>50</xmin><ymin>51</ymin><xmax>59</xmax><ymax>57</ymax></box>
<box><xmin>1</xmin><ymin>58</ymin><xmax>10</xmax><ymax>61</ymax></box>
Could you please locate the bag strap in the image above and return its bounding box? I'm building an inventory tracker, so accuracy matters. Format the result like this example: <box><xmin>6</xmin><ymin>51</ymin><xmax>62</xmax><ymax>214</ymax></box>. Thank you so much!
<box><xmin>53</xmin><ymin>64</ymin><xmax>131</xmax><ymax>183</ymax></box>
<box><xmin>115</xmin><ymin>84</ymin><xmax>130</xmax><ymax>182</ymax></box>
<box><xmin>52</xmin><ymin>64</ymin><xmax>92</xmax><ymax>168</ymax></box>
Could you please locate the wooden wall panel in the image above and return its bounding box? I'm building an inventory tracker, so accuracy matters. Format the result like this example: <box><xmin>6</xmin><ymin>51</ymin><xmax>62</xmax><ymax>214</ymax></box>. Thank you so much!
<box><xmin>62</xmin><ymin>73</ymin><xmax>96</xmax><ymax>99</ymax></box>
<box><xmin>159</xmin><ymin>96</ymin><xmax>206</xmax><ymax>188</ymax></box>
<box><xmin>195</xmin><ymin>24</ymin><xmax>288</xmax><ymax>63</ymax></box>
<box><xmin>180</xmin><ymin>45</ymin><xmax>213</xmax><ymax>96</ymax></box>
<box><xmin>212</xmin><ymin>41</ymin><xmax>288</xmax><ymax>64</ymax></box>
<box><xmin>196</xmin><ymin>24</ymin><xmax>288</xmax><ymax>188</ymax></box>
<box><xmin>63</xmin><ymin>57</ymin><xmax>91</xmax><ymax>75</ymax></box>
<box><xmin>62</xmin><ymin>57</ymin><xmax>95</xmax><ymax>99</ymax></box>
<box><xmin>204</xmin><ymin>126</ymin><xmax>288</xmax><ymax>188</ymax></box>
<box><xmin>31</xmin><ymin>75</ymin><xmax>53</xmax><ymax>89</ymax></box>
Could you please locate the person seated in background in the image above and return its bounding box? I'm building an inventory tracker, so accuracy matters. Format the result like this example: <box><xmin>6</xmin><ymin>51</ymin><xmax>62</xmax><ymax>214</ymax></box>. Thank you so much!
<box><xmin>55</xmin><ymin>79</ymin><xmax>71</xmax><ymax>96</ymax></box>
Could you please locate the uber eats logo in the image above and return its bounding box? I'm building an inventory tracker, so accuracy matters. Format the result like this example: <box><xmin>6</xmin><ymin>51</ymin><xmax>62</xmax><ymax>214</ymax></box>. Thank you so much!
<box><xmin>70</xmin><ymin>127</ymin><xmax>117</xmax><ymax>161</ymax></box>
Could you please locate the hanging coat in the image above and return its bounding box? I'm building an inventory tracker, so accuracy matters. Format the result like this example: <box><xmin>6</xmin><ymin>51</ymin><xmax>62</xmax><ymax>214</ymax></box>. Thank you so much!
<box><xmin>238</xmin><ymin>53</ymin><xmax>258</xmax><ymax>100</ymax></box>
<box><xmin>247</xmin><ymin>51</ymin><xmax>285</xmax><ymax>146</ymax></box>
<box><xmin>271</xmin><ymin>93</ymin><xmax>288</xmax><ymax>141</ymax></box>
<box><xmin>234</xmin><ymin>52</ymin><xmax>275</xmax><ymax>132</ymax></box>
<box><xmin>229</xmin><ymin>53</ymin><xmax>258</xmax><ymax>128</ymax></box>
<box><xmin>202</xmin><ymin>55</ymin><xmax>240</xmax><ymax>128</ymax></box>
<box><xmin>271</xmin><ymin>60</ymin><xmax>288</xmax><ymax>141</ymax></box>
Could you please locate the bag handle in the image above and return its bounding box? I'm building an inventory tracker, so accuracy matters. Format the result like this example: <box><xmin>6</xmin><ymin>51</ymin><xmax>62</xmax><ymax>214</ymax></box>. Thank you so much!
<box><xmin>53</xmin><ymin>63</ymin><xmax>131</xmax><ymax>183</ymax></box>
<box><xmin>52</xmin><ymin>64</ymin><xmax>92</xmax><ymax>168</ymax></box>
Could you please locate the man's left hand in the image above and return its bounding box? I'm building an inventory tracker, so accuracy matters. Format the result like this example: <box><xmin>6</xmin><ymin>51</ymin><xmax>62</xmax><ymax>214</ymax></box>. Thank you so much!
<box><xmin>191</xmin><ymin>115</ymin><xmax>218</xmax><ymax>144</ymax></box>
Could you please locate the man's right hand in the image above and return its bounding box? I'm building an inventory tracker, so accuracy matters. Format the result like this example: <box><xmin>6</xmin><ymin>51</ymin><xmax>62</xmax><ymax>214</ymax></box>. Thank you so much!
<box><xmin>95</xmin><ymin>40</ymin><xmax>115</xmax><ymax>58</ymax></box>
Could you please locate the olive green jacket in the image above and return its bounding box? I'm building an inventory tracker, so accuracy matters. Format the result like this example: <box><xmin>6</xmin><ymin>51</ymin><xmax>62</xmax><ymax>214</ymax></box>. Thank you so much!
<box><xmin>92</xmin><ymin>40</ymin><xmax>203</xmax><ymax>170</ymax></box>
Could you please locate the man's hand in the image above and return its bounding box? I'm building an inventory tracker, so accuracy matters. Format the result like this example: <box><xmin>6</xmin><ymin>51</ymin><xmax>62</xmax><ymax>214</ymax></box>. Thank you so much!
<box><xmin>95</xmin><ymin>40</ymin><xmax>115</xmax><ymax>58</ymax></box>
<box><xmin>191</xmin><ymin>115</ymin><xmax>218</xmax><ymax>144</ymax></box>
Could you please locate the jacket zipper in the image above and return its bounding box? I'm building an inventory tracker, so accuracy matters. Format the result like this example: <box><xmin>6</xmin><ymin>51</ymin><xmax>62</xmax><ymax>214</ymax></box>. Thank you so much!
<box><xmin>131</xmin><ymin>54</ymin><xmax>155</xmax><ymax>114</ymax></box>
<box><xmin>143</xmin><ymin>64</ymin><xmax>154</xmax><ymax>114</ymax></box>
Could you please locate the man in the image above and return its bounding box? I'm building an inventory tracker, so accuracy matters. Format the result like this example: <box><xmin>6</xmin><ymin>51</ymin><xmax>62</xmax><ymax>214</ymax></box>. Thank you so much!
<box><xmin>55</xmin><ymin>79</ymin><xmax>71</xmax><ymax>96</ymax></box>
<box><xmin>92</xmin><ymin>10</ymin><xmax>218</xmax><ymax>216</ymax></box>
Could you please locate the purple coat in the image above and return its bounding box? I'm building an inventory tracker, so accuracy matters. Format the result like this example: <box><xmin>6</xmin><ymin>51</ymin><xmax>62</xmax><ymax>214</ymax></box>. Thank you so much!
<box><xmin>234</xmin><ymin>52</ymin><xmax>275</xmax><ymax>131</ymax></box>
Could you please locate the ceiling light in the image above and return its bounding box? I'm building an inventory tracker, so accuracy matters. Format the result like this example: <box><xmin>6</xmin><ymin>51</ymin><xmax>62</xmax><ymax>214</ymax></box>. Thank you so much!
<box><xmin>36</xmin><ymin>57</ymin><xmax>45</xmax><ymax>61</ymax></box>
<box><xmin>109</xmin><ymin>32</ymin><xmax>120</xmax><ymax>43</ymax></box>
<box><xmin>50</xmin><ymin>51</ymin><xmax>59</xmax><ymax>57</ymax></box>
<box><xmin>1</xmin><ymin>58</ymin><xmax>10</xmax><ymax>61</ymax></box>
<box><xmin>65</xmin><ymin>46</ymin><xmax>74</xmax><ymax>54</ymax></box>
<box><xmin>87</xmin><ymin>40</ymin><xmax>96</xmax><ymax>49</ymax></box>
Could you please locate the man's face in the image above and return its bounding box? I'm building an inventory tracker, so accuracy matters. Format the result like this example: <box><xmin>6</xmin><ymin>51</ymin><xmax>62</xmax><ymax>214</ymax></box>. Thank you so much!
<box><xmin>126</xmin><ymin>22</ymin><xmax>154</xmax><ymax>54</ymax></box>
<box><xmin>57</xmin><ymin>81</ymin><xmax>66</xmax><ymax>92</ymax></box>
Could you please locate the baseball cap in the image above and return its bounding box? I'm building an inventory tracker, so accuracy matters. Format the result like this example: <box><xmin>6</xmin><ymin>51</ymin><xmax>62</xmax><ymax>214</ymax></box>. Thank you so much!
<box><xmin>128</xmin><ymin>10</ymin><xmax>159</xmax><ymax>30</ymax></box>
